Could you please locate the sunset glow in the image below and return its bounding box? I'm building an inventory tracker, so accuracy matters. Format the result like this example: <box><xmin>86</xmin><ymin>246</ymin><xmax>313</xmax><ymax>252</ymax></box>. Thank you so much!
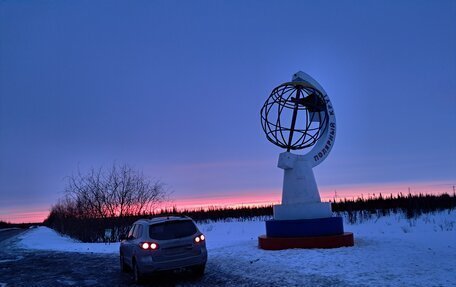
<box><xmin>3</xmin><ymin>180</ymin><xmax>453</xmax><ymax>224</ymax></box>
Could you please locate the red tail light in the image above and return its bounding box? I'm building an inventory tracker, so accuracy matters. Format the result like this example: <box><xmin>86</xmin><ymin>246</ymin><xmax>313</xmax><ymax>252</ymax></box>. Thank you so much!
<box><xmin>194</xmin><ymin>234</ymin><xmax>205</xmax><ymax>243</ymax></box>
<box><xmin>140</xmin><ymin>242</ymin><xmax>159</xmax><ymax>250</ymax></box>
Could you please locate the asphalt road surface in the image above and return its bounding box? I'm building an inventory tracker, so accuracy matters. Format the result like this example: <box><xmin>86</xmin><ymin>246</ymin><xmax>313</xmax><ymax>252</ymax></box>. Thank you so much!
<box><xmin>0</xmin><ymin>229</ymin><xmax>264</xmax><ymax>287</ymax></box>
<box><xmin>0</xmin><ymin>229</ymin><xmax>25</xmax><ymax>243</ymax></box>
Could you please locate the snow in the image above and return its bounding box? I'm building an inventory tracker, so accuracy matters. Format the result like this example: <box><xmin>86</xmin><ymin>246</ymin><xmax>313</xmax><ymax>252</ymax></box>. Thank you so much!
<box><xmin>200</xmin><ymin>212</ymin><xmax>456</xmax><ymax>286</ymax></box>
<box><xmin>18</xmin><ymin>227</ymin><xmax>119</xmax><ymax>254</ymax></box>
<box><xmin>18</xmin><ymin>211</ymin><xmax>456</xmax><ymax>286</ymax></box>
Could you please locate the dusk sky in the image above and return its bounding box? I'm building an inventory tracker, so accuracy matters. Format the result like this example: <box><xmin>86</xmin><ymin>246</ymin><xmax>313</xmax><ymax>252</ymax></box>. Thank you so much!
<box><xmin>1</xmin><ymin>0</ymin><xmax>455</xmax><ymax>223</ymax></box>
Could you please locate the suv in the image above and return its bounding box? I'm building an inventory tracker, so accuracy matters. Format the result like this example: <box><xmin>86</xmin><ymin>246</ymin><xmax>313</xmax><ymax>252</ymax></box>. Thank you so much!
<box><xmin>119</xmin><ymin>216</ymin><xmax>207</xmax><ymax>283</ymax></box>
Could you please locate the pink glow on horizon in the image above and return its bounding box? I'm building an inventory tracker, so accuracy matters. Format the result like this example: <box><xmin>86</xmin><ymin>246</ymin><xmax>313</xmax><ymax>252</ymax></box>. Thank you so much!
<box><xmin>0</xmin><ymin>209</ymin><xmax>50</xmax><ymax>225</ymax></box>
<box><xmin>160</xmin><ymin>181</ymin><xmax>455</xmax><ymax>210</ymax></box>
<box><xmin>2</xmin><ymin>181</ymin><xmax>454</xmax><ymax>223</ymax></box>
<box><xmin>161</xmin><ymin>191</ymin><xmax>281</xmax><ymax>211</ymax></box>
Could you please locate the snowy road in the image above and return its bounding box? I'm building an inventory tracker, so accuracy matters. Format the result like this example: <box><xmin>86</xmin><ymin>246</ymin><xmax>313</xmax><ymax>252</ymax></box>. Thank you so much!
<box><xmin>0</xmin><ymin>230</ymin><xmax>356</xmax><ymax>287</ymax></box>
<box><xmin>1</xmin><ymin>242</ymin><xmax>248</xmax><ymax>287</ymax></box>
<box><xmin>0</xmin><ymin>229</ymin><xmax>24</xmax><ymax>243</ymax></box>
<box><xmin>0</xmin><ymin>244</ymin><xmax>352</xmax><ymax>287</ymax></box>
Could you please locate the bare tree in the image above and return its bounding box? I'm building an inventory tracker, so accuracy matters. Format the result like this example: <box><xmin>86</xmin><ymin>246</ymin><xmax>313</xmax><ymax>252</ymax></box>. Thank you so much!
<box><xmin>64</xmin><ymin>163</ymin><xmax>168</xmax><ymax>218</ymax></box>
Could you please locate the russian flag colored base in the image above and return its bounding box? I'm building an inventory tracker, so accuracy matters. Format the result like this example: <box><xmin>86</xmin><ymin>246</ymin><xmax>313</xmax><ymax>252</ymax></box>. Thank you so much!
<box><xmin>258</xmin><ymin>232</ymin><xmax>354</xmax><ymax>250</ymax></box>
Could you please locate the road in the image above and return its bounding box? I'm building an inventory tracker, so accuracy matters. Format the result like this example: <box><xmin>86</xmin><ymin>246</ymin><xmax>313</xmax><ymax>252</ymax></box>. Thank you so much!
<box><xmin>0</xmin><ymin>229</ymin><xmax>264</xmax><ymax>287</ymax></box>
<box><xmin>0</xmin><ymin>229</ymin><xmax>24</xmax><ymax>243</ymax></box>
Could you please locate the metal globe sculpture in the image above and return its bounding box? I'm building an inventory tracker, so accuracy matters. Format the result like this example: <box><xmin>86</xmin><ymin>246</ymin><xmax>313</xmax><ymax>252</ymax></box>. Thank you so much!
<box><xmin>260</xmin><ymin>82</ymin><xmax>329</xmax><ymax>151</ymax></box>
<box><xmin>257</xmin><ymin>71</ymin><xmax>354</xmax><ymax>250</ymax></box>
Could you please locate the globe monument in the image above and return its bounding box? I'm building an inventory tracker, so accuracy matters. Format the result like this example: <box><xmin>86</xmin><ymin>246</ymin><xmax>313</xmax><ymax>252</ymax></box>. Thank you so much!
<box><xmin>258</xmin><ymin>71</ymin><xmax>354</xmax><ymax>249</ymax></box>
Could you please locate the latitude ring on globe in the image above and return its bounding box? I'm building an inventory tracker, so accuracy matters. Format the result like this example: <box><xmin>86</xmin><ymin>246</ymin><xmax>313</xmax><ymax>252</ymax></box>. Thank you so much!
<box><xmin>260</xmin><ymin>80</ymin><xmax>329</xmax><ymax>151</ymax></box>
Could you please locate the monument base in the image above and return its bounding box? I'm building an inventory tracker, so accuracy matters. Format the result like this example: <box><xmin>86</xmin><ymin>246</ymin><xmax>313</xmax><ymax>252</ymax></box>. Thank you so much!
<box><xmin>258</xmin><ymin>232</ymin><xmax>354</xmax><ymax>250</ymax></box>
<box><xmin>258</xmin><ymin>216</ymin><xmax>354</xmax><ymax>250</ymax></box>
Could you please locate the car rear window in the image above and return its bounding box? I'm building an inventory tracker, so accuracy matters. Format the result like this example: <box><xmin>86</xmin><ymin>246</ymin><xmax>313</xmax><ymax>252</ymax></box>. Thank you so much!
<box><xmin>149</xmin><ymin>220</ymin><xmax>197</xmax><ymax>240</ymax></box>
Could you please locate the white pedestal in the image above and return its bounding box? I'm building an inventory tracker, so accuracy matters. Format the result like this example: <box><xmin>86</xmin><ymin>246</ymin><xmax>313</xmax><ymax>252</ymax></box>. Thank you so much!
<box><xmin>273</xmin><ymin>202</ymin><xmax>332</xmax><ymax>220</ymax></box>
<box><xmin>274</xmin><ymin>152</ymin><xmax>332</xmax><ymax>220</ymax></box>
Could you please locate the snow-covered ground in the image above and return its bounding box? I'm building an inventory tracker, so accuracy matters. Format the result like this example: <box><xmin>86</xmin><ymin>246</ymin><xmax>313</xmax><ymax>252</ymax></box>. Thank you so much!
<box><xmin>18</xmin><ymin>211</ymin><xmax>456</xmax><ymax>286</ymax></box>
<box><xmin>19</xmin><ymin>227</ymin><xmax>118</xmax><ymax>253</ymax></box>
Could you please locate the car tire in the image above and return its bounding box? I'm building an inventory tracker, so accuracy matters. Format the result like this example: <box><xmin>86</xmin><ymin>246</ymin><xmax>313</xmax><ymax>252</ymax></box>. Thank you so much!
<box><xmin>120</xmin><ymin>255</ymin><xmax>129</xmax><ymax>273</ymax></box>
<box><xmin>133</xmin><ymin>260</ymin><xmax>144</xmax><ymax>284</ymax></box>
<box><xmin>191</xmin><ymin>264</ymin><xmax>206</xmax><ymax>278</ymax></box>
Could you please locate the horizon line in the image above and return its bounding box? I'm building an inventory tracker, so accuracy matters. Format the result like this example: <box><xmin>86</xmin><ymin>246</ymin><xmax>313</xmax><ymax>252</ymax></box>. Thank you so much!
<box><xmin>2</xmin><ymin>180</ymin><xmax>455</xmax><ymax>224</ymax></box>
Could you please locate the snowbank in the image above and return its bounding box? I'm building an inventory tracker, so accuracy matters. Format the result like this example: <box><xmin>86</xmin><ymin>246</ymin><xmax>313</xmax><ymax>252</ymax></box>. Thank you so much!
<box><xmin>18</xmin><ymin>226</ymin><xmax>119</xmax><ymax>254</ymax></box>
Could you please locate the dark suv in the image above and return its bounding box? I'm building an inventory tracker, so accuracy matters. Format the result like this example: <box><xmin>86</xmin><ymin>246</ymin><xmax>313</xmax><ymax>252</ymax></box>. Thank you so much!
<box><xmin>119</xmin><ymin>216</ymin><xmax>207</xmax><ymax>283</ymax></box>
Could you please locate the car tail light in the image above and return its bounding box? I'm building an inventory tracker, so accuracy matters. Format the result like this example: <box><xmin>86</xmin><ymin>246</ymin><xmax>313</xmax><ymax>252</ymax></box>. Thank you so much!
<box><xmin>140</xmin><ymin>242</ymin><xmax>159</xmax><ymax>250</ymax></box>
<box><xmin>194</xmin><ymin>234</ymin><xmax>205</xmax><ymax>243</ymax></box>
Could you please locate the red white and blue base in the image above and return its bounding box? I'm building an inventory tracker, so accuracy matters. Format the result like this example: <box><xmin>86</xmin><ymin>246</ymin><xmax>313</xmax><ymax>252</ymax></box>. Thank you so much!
<box><xmin>258</xmin><ymin>217</ymin><xmax>354</xmax><ymax>250</ymax></box>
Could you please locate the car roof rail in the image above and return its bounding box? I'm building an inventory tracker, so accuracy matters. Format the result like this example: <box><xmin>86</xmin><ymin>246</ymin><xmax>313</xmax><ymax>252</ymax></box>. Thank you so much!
<box><xmin>147</xmin><ymin>215</ymin><xmax>191</xmax><ymax>221</ymax></box>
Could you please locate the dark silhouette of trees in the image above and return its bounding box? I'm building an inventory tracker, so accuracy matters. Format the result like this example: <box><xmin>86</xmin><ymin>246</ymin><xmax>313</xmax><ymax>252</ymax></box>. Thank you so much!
<box><xmin>45</xmin><ymin>163</ymin><xmax>169</xmax><ymax>242</ymax></box>
<box><xmin>331</xmin><ymin>192</ymin><xmax>456</xmax><ymax>222</ymax></box>
<box><xmin>63</xmin><ymin>164</ymin><xmax>167</xmax><ymax>218</ymax></box>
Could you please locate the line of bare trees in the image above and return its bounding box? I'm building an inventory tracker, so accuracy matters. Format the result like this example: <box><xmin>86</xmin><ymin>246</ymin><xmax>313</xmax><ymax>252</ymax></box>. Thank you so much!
<box><xmin>45</xmin><ymin>163</ymin><xmax>169</xmax><ymax>241</ymax></box>
<box><xmin>65</xmin><ymin>163</ymin><xmax>166</xmax><ymax>218</ymax></box>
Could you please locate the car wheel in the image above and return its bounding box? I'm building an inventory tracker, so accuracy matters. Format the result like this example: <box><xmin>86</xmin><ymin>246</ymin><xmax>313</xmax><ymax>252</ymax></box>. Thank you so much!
<box><xmin>191</xmin><ymin>264</ymin><xmax>206</xmax><ymax>278</ymax></box>
<box><xmin>133</xmin><ymin>260</ymin><xmax>144</xmax><ymax>284</ymax></box>
<box><xmin>120</xmin><ymin>255</ymin><xmax>129</xmax><ymax>272</ymax></box>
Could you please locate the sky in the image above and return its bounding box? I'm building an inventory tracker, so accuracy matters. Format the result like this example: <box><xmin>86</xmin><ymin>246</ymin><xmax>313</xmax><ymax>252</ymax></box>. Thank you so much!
<box><xmin>1</xmin><ymin>0</ymin><xmax>455</xmax><ymax>223</ymax></box>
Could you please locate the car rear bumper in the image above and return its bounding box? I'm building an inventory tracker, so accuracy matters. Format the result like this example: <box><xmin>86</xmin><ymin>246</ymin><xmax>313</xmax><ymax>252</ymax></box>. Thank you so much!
<box><xmin>138</xmin><ymin>250</ymin><xmax>207</xmax><ymax>273</ymax></box>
